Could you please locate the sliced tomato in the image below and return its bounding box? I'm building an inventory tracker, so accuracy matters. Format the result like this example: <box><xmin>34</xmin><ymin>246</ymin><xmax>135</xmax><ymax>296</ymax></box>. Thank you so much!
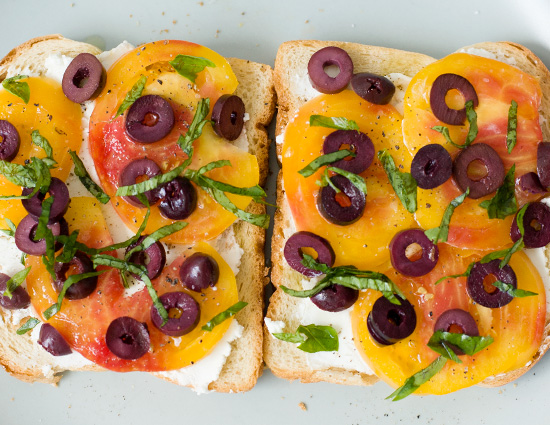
<box><xmin>0</xmin><ymin>77</ymin><xmax>83</xmax><ymax>226</ymax></box>
<box><xmin>351</xmin><ymin>244</ymin><xmax>546</xmax><ymax>395</ymax></box>
<box><xmin>26</xmin><ymin>197</ymin><xmax>238</xmax><ymax>372</ymax></box>
<box><xmin>89</xmin><ymin>40</ymin><xmax>259</xmax><ymax>244</ymax></box>
<box><xmin>403</xmin><ymin>53</ymin><xmax>543</xmax><ymax>251</ymax></box>
<box><xmin>282</xmin><ymin>90</ymin><xmax>416</xmax><ymax>269</ymax></box>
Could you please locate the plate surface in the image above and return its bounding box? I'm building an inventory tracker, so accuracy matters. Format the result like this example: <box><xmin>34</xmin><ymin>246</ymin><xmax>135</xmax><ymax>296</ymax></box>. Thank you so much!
<box><xmin>1</xmin><ymin>0</ymin><xmax>549</xmax><ymax>424</ymax></box>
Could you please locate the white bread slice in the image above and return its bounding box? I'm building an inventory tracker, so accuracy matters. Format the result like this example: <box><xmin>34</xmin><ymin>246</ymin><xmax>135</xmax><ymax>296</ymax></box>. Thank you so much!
<box><xmin>0</xmin><ymin>35</ymin><xmax>275</xmax><ymax>393</ymax></box>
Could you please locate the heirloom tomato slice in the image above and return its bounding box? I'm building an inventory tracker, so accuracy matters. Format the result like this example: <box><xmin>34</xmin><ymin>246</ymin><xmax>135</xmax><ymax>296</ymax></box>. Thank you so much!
<box><xmin>26</xmin><ymin>197</ymin><xmax>238</xmax><ymax>372</ymax></box>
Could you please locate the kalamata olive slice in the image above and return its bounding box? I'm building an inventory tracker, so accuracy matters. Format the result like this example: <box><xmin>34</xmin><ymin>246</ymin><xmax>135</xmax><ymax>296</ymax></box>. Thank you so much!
<box><xmin>307</xmin><ymin>46</ymin><xmax>353</xmax><ymax>94</ymax></box>
<box><xmin>158</xmin><ymin>177</ymin><xmax>197</xmax><ymax>220</ymax></box>
<box><xmin>0</xmin><ymin>273</ymin><xmax>30</xmax><ymax>310</ymax></box>
<box><xmin>15</xmin><ymin>215</ymin><xmax>67</xmax><ymax>256</ymax></box>
<box><xmin>53</xmin><ymin>251</ymin><xmax>97</xmax><ymax>300</ymax></box>
<box><xmin>510</xmin><ymin>202</ymin><xmax>550</xmax><ymax>248</ymax></box>
<box><xmin>211</xmin><ymin>94</ymin><xmax>245</xmax><ymax>141</ymax></box>
<box><xmin>430</xmin><ymin>73</ymin><xmax>479</xmax><ymax>125</ymax></box>
<box><xmin>467</xmin><ymin>259</ymin><xmax>516</xmax><ymax>308</ymax></box>
<box><xmin>518</xmin><ymin>172</ymin><xmax>546</xmax><ymax>194</ymax></box>
<box><xmin>537</xmin><ymin>142</ymin><xmax>550</xmax><ymax>189</ymax></box>
<box><xmin>322</xmin><ymin>130</ymin><xmax>374</xmax><ymax>174</ymax></box>
<box><xmin>367</xmin><ymin>295</ymin><xmax>416</xmax><ymax>345</ymax></box>
<box><xmin>389</xmin><ymin>229</ymin><xmax>439</xmax><ymax>277</ymax></box>
<box><xmin>106</xmin><ymin>316</ymin><xmax>150</xmax><ymax>360</ymax></box>
<box><xmin>452</xmin><ymin>143</ymin><xmax>505</xmax><ymax>199</ymax></box>
<box><xmin>21</xmin><ymin>177</ymin><xmax>70</xmax><ymax>221</ymax></box>
<box><xmin>125</xmin><ymin>236</ymin><xmax>166</xmax><ymax>280</ymax></box>
<box><xmin>119</xmin><ymin>158</ymin><xmax>162</xmax><ymax>207</ymax></box>
<box><xmin>318</xmin><ymin>175</ymin><xmax>365</xmax><ymax>225</ymax></box>
<box><xmin>311</xmin><ymin>284</ymin><xmax>358</xmax><ymax>312</ymax></box>
<box><xmin>179</xmin><ymin>253</ymin><xmax>220</xmax><ymax>292</ymax></box>
<box><xmin>283</xmin><ymin>231</ymin><xmax>335</xmax><ymax>277</ymax></box>
<box><xmin>62</xmin><ymin>53</ymin><xmax>105</xmax><ymax>103</ymax></box>
<box><xmin>150</xmin><ymin>292</ymin><xmax>200</xmax><ymax>336</ymax></box>
<box><xmin>125</xmin><ymin>94</ymin><xmax>175</xmax><ymax>143</ymax></box>
<box><xmin>351</xmin><ymin>72</ymin><xmax>395</xmax><ymax>105</ymax></box>
<box><xmin>0</xmin><ymin>120</ymin><xmax>20</xmax><ymax>161</ymax></box>
<box><xmin>38</xmin><ymin>324</ymin><xmax>72</xmax><ymax>356</ymax></box>
<box><xmin>434</xmin><ymin>309</ymin><xmax>479</xmax><ymax>355</ymax></box>
<box><xmin>411</xmin><ymin>144</ymin><xmax>452</xmax><ymax>189</ymax></box>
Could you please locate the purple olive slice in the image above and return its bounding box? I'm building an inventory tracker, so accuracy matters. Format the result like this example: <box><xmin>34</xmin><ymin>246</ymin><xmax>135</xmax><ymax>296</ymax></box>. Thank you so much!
<box><xmin>322</xmin><ymin>130</ymin><xmax>374</xmax><ymax>174</ymax></box>
<box><xmin>318</xmin><ymin>175</ymin><xmax>365</xmax><ymax>226</ymax></box>
<box><xmin>307</xmin><ymin>46</ymin><xmax>353</xmax><ymax>94</ymax></box>
<box><xmin>434</xmin><ymin>309</ymin><xmax>479</xmax><ymax>355</ymax></box>
<box><xmin>510</xmin><ymin>202</ymin><xmax>550</xmax><ymax>248</ymax></box>
<box><xmin>284</xmin><ymin>231</ymin><xmax>335</xmax><ymax>277</ymax></box>
<box><xmin>452</xmin><ymin>143</ymin><xmax>505</xmax><ymax>199</ymax></box>
<box><xmin>410</xmin><ymin>144</ymin><xmax>452</xmax><ymax>189</ymax></box>
<box><xmin>21</xmin><ymin>177</ymin><xmax>70</xmax><ymax>221</ymax></box>
<box><xmin>311</xmin><ymin>284</ymin><xmax>358</xmax><ymax>312</ymax></box>
<box><xmin>125</xmin><ymin>94</ymin><xmax>175</xmax><ymax>143</ymax></box>
<box><xmin>38</xmin><ymin>324</ymin><xmax>72</xmax><ymax>356</ymax></box>
<box><xmin>0</xmin><ymin>120</ymin><xmax>20</xmax><ymax>161</ymax></box>
<box><xmin>0</xmin><ymin>272</ymin><xmax>30</xmax><ymax>310</ymax></box>
<box><xmin>158</xmin><ymin>177</ymin><xmax>197</xmax><ymax>220</ymax></box>
<box><xmin>430</xmin><ymin>73</ymin><xmax>479</xmax><ymax>125</ymax></box>
<box><xmin>467</xmin><ymin>259</ymin><xmax>516</xmax><ymax>308</ymax></box>
<box><xmin>518</xmin><ymin>172</ymin><xmax>546</xmax><ymax>194</ymax></box>
<box><xmin>53</xmin><ymin>251</ymin><xmax>97</xmax><ymax>300</ymax></box>
<box><xmin>106</xmin><ymin>316</ymin><xmax>150</xmax><ymax>360</ymax></box>
<box><xmin>119</xmin><ymin>158</ymin><xmax>162</xmax><ymax>207</ymax></box>
<box><xmin>367</xmin><ymin>295</ymin><xmax>416</xmax><ymax>345</ymax></box>
<box><xmin>150</xmin><ymin>292</ymin><xmax>200</xmax><ymax>337</ymax></box>
<box><xmin>389</xmin><ymin>229</ymin><xmax>439</xmax><ymax>277</ymax></box>
<box><xmin>212</xmin><ymin>94</ymin><xmax>245</xmax><ymax>141</ymax></box>
<box><xmin>62</xmin><ymin>53</ymin><xmax>106</xmax><ymax>103</ymax></box>
<box><xmin>125</xmin><ymin>236</ymin><xmax>166</xmax><ymax>280</ymax></box>
<box><xmin>351</xmin><ymin>72</ymin><xmax>395</xmax><ymax>105</ymax></box>
<box><xmin>15</xmin><ymin>215</ymin><xmax>68</xmax><ymax>256</ymax></box>
<box><xmin>537</xmin><ymin>142</ymin><xmax>550</xmax><ymax>189</ymax></box>
<box><xmin>179</xmin><ymin>253</ymin><xmax>220</xmax><ymax>292</ymax></box>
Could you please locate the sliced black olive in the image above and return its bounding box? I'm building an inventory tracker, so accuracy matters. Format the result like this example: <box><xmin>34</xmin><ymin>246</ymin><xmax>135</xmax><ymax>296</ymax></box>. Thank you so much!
<box><xmin>150</xmin><ymin>292</ymin><xmax>200</xmax><ymax>337</ymax></box>
<box><xmin>125</xmin><ymin>94</ymin><xmax>175</xmax><ymax>143</ymax></box>
<box><xmin>15</xmin><ymin>215</ymin><xmax>68</xmax><ymax>256</ymax></box>
<box><xmin>351</xmin><ymin>72</ymin><xmax>395</xmax><ymax>105</ymax></box>
<box><xmin>158</xmin><ymin>177</ymin><xmax>197</xmax><ymax>220</ymax></box>
<box><xmin>62</xmin><ymin>53</ymin><xmax>106</xmax><ymax>103</ymax></box>
<box><xmin>467</xmin><ymin>260</ymin><xmax>516</xmax><ymax>308</ymax></box>
<box><xmin>53</xmin><ymin>251</ymin><xmax>97</xmax><ymax>300</ymax></box>
<box><xmin>311</xmin><ymin>284</ymin><xmax>358</xmax><ymax>312</ymax></box>
<box><xmin>434</xmin><ymin>309</ymin><xmax>479</xmax><ymax>355</ymax></box>
<box><xmin>307</xmin><ymin>46</ymin><xmax>353</xmax><ymax>94</ymax></box>
<box><xmin>212</xmin><ymin>94</ymin><xmax>245</xmax><ymax>141</ymax></box>
<box><xmin>21</xmin><ymin>177</ymin><xmax>70</xmax><ymax>221</ymax></box>
<box><xmin>410</xmin><ymin>144</ymin><xmax>452</xmax><ymax>189</ymax></box>
<box><xmin>518</xmin><ymin>172</ymin><xmax>546</xmax><ymax>194</ymax></box>
<box><xmin>389</xmin><ymin>229</ymin><xmax>439</xmax><ymax>277</ymax></box>
<box><xmin>430</xmin><ymin>73</ymin><xmax>479</xmax><ymax>125</ymax></box>
<box><xmin>322</xmin><ymin>130</ymin><xmax>374</xmax><ymax>174</ymax></box>
<box><xmin>510</xmin><ymin>202</ymin><xmax>550</xmax><ymax>248</ymax></box>
<box><xmin>537</xmin><ymin>142</ymin><xmax>550</xmax><ymax>189</ymax></box>
<box><xmin>38</xmin><ymin>324</ymin><xmax>72</xmax><ymax>356</ymax></box>
<box><xmin>452</xmin><ymin>143</ymin><xmax>505</xmax><ymax>199</ymax></box>
<box><xmin>367</xmin><ymin>295</ymin><xmax>416</xmax><ymax>345</ymax></box>
<box><xmin>0</xmin><ymin>120</ymin><xmax>20</xmax><ymax>161</ymax></box>
<box><xmin>119</xmin><ymin>158</ymin><xmax>162</xmax><ymax>207</ymax></box>
<box><xmin>0</xmin><ymin>272</ymin><xmax>30</xmax><ymax>310</ymax></box>
<box><xmin>318</xmin><ymin>175</ymin><xmax>365</xmax><ymax>225</ymax></box>
<box><xmin>125</xmin><ymin>236</ymin><xmax>166</xmax><ymax>280</ymax></box>
<box><xmin>283</xmin><ymin>231</ymin><xmax>335</xmax><ymax>277</ymax></box>
<box><xmin>179</xmin><ymin>253</ymin><xmax>220</xmax><ymax>292</ymax></box>
<box><xmin>105</xmin><ymin>316</ymin><xmax>150</xmax><ymax>360</ymax></box>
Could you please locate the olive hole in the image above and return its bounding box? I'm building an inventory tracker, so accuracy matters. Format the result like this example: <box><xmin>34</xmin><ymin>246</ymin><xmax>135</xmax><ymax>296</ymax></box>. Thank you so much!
<box><xmin>530</xmin><ymin>219</ymin><xmax>542</xmax><ymax>232</ymax></box>
<box><xmin>405</xmin><ymin>243</ymin><xmax>423</xmax><ymax>262</ymax></box>
<box><xmin>448</xmin><ymin>323</ymin><xmax>465</xmax><ymax>334</ymax></box>
<box><xmin>65</xmin><ymin>263</ymin><xmax>81</xmax><ymax>280</ymax></box>
<box><xmin>466</xmin><ymin>159</ymin><xmax>488</xmax><ymax>181</ymax></box>
<box><xmin>445</xmin><ymin>88</ymin><xmax>466</xmax><ymax>110</ymax></box>
<box><xmin>230</xmin><ymin>111</ymin><xmax>238</xmax><ymax>126</ymax></box>
<box><xmin>323</xmin><ymin>62</ymin><xmax>341</xmax><ymax>78</ymax></box>
<box><xmin>387</xmin><ymin>309</ymin><xmax>404</xmax><ymax>327</ymax></box>
<box><xmin>482</xmin><ymin>274</ymin><xmax>499</xmax><ymax>294</ymax></box>
<box><xmin>300</xmin><ymin>246</ymin><xmax>319</xmax><ymax>260</ymax></box>
<box><xmin>142</xmin><ymin>112</ymin><xmax>159</xmax><ymax>127</ymax></box>
<box><xmin>334</xmin><ymin>192</ymin><xmax>352</xmax><ymax>208</ymax></box>
<box><xmin>340</xmin><ymin>143</ymin><xmax>356</xmax><ymax>161</ymax></box>
<box><xmin>120</xmin><ymin>333</ymin><xmax>135</xmax><ymax>345</ymax></box>
<box><xmin>423</xmin><ymin>159</ymin><xmax>437</xmax><ymax>177</ymax></box>
<box><xmin>168</xmin><ymin>307</ymin><xmax>183</xmax><ymax>319</ymax></box>
<box><xmin>73</xmin><ymin>68</ymin><xmax>90</xmax><ymax>89</ymax></box>
<box><xmin>135</xmin><ymin>174</ymin><xmax>150</xmax><ymax>184</ymax></box>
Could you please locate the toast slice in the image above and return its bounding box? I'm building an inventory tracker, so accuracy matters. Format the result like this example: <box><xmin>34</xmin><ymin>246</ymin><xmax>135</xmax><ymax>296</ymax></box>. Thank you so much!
<box><xmin>0</xmin><ymin>35</ymin><xmax>275</xmax><ymax>393</ymax></box>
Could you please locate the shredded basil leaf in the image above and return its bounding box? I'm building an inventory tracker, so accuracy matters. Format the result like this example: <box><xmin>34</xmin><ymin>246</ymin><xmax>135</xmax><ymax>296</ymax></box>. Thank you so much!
<box><xmin>69</xmin><ymin>150</ymin><xmax>110</xmax><ymax>204</ymax></box>
<box><xmin>0</xmin><ymin>218</ymin><xmax>16</xmax><ymax>237</ymax></box>
<box><xmin>316</xmin><ymin>168</ymin><xmax>340</xmax><ymax>193</ymax></box>
<box><xmin>0</xmin><ymin>160</ymin><xmax>37</xmax><ymax>188</ymax></box>
<box><xmin>2</xmin><ymin>267</ymin><xmax>31</xmax><ymax>298</ymax></box>
<box><xmin>298</xmin><ymin>150</ymin><xmax>355</xmax><ymax>178</ymax></box>
<box><xmin>309</xmin><ymin>115</ymin><xmax>360</xmax><ymax>131</ymax></box>
<box><xmin>116</xmin><ymin>162</ymin><xmax>187</xmax><ymax>197</ymax></box>
<box><xmin>434</xmin><ymin>263</ymin><xmax>475</xmax><ymax>286</ymax></box>
<box><xmin>125</xmin><ymin>221</ymin><xmax>187</xmax><ymax>260</ymax></box>
<box><xmin>202</xmin><ymin>301</ymin><xmax>248</xmax><ymax>331</ymax></box>
<box><xmin>506</xmin><ymin>100</ymin><xmax>518</xmax><ymax>154</ymax></box>
<box><xmin>327</xmin><ymin>167</ymin><xmax>367</xmax><ymax>194</ymax></box>
<box><xmin>387</xmin><ymin>356</ymin><xmax>448</xmax><ymax>401</ymax></box>
<box><xmin>431</xmin><ymin>100</ymin><xmax>478</xmax><ymax>149</ymax></box>
<box><xmin>273</xmin><ymin>324</ymin><xmax>339</xmax><ymax>353</ymax></box>
<box><xmin>479</xmin><ymin>165</ymin><xmax>517</xmax><ymax>219</ymax></box>
<box><xmin>16</xmin><ymin>317</ymin><xmax>40</xmax><ymax>335</ymax></box>
<box><xmin>427</xmin><ymin>330</ymin><xmax>493</xmax><ymax>362</ymax></box>
<box><xmin>55</xmin><ymin>230</ymin><xmax>80</xmax><ymax>263</ymax></box>
<box><xmin>178</xmin><ymin>98</ymin><xmax>212</xmax><ymax>152</ymax></box>
<box><xmin>33</xmin><ymin>196</ymin><xmax>56</xmax><ymax>282</ymax></box>
<box><xmin>31</xmin><ymin>130</ymin><xmax>55</xmax><ymax>165</ymax></box>
<box><xmin>114</xmin><ymin>75</ymin><xmax>147</xmax><ymax>119</ymax></box>
<box><xmin>169</xmin><ymin>55</ymin><xmax>216</xmax><ymax>84</ymax></box>
<box><xmin>425</xmin><ymin>188</ymin><xmax>469</xmax><ymax>244</ymax></box>
<box><xmin>378</xmin><ymin>150</ymin><xmax>417</xmax><ymax>213</ymax></box>
<box><xmin>2</xmin><ymin>75</ymin><xmax>30</xmax><ymax>104</ymax></box>
<box><xmin>493</xmin><ymin>280</ymin><xmax>538</xmax><ymax>298</ymax></box>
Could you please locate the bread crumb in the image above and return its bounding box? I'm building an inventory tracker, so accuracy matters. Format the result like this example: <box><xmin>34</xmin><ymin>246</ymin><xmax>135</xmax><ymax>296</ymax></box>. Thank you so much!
<box><xmin>172</xmin><ymin>20</ymin><xmax>177</xmax><ymax>24</ymax></box>
<box><xmin>305</xmin><ymin>20</ymin><xmax>309</xmax><ymax>24</ymax></box>
<box><xmin>215</xmin><ymin>29</ymin><xmax>220</xmax><ymax>38</ymax></box>
<box><xmin>198</xmin><ymin>1</ymin><xmax>204</xmax><ymax>5</ymax></box>
<box><xmin>299</xmin><ymin>402</ymin><xmax>307</xmax><ymax>411</ymax></box>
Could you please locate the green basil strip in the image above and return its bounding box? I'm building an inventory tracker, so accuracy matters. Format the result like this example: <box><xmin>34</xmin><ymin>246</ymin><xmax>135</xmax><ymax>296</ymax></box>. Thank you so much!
<box><xmin>425</xmin><ymin>188</ymin><xmax>469</xmax><ymax>244</ymax></box>
<box><xmin>479</xmin><ymin>165</ymin><xmax>517</xmax><ymax>219</ymax></box>
<box><xmin>274</xmin><ymin>324</ymin><xmax>339</xmax><ymax>353</ymax></box>
<box><xmin>493</xmin><ymin>280</ymin><xmax>538</xmax><ymax>298</ymax></box>
<box><xmin>69</xmin><ymin>150</ymin><xmax>110</xmax><ymax>204</ymax></box>
<box><xmin>31</xmin><ymin>130</ymin><xmax>54</xmax><ymax>163</ymax></box>
<box><xmin>113</xmin><ymin>75</ymin><xmax>147</xmax><ymax>119</ymax></box>
<box><xmin>378</xmin><ymin>150</ymin><xmax>417</xmax><ymax>213</ymax></box>
<box><xmin>2</xmin><ymin>267</ymin><xmax>31</xmax><ymax>298</ymax></box>
<box><xmin>195</xmin><ymin>174</ymin><xmax>267</xmax><ymax>202</ymax></box>
<box><xmin>0</xmin><ymin>218</ymin><xmax>16</xmax><ymax>237</ymax></box>
<box><xmin>309</xmin><ymin>115</ymin><xmax>360</xmax><ymax>131</ymax></box>
<box><xmin>431</xmin><ymin>101</ymin><xmax>478</xmax><ymax>149</ymax></box>
<box><xmin>201</xmin><ymin>301</ymin><xmax>247</xmax><ymax>331</ymax></box>
<box><xmin>116</xmin><ymin>162</ymin><xmax>187</xmax><ymax>197</ymax></box>
<box><xmin>43</xmin><ymin>270</ymin><xmax>107</xmax><ymax>320</ymax></box>
<box><xmin>16</xmin><ymin>317</ymin><xmax>40</xmax><ymax>335</ymax></box>
<box><xmin>328</xmin><ymin>166</ymin><xmax>367</xmax><ymax>194</ymax></box>
<box><xmin>386</xmin><ymin>356</ymin><xmax>448</xmax><ymax>401</ymax></box>
<box><xmin>20</xmin><ymin>253</ymin><xmax>27</xmax><ymax>265</ymax></box>
<box><xmin>55</xmin><ymin>230</ymin><xmax>80</xmax><ymax>263</ymax></box>
<box><xmin>32</xmin><ymin>196</ymin><xmax>56</xmax><ymax>281</ymax></box>
<box><xmin>125</xmin><ymin>221</ymin><xmax>187</xmax><ymax>260</ymax></box>
<box><xmin>2</xmin><ymin>75</ymin><xmax>30</xmax><ymax>104</ymax></box>
<box><xmin>299</xmin><ymin>150</ymin><xmax>355</xmax><ymax>178</ymax></box>
<box><xmin>177</xmin><ymin>98</ymin><xmax>212</xmax><ymax>152</ymax></box>
<box><xmin>30</xmin><ymin>157</ymin><xmax>52</xmax><ymax>195</ymax></box>
<box><xmin>169</xmin><ymin>55</ymin><xmax>216</xmax><ymax>84</ymax></box>
<box><xmin>506</xmin><ymin>100</ymin><xmax>518</xmax><ymax>154</ymax></box>
<box><xmin>317</xmin><ymin>168</ymin><xmax>341</xmax><ymax>193</ymax></box>
<box><xmin>434</xmin><ymin>263</ymin><xmax>474</xmax><ymax>286</ymax></box>
<box><xmin>196</xmin><ymin>159</ymin><xmax>231</xmax><ymax>175</ymax></box>
<box><xmin>0</xmin><ymin>156</ymin><xmax>52</xmax><ymax>200</ymax></box>
<box><xmin>0</xmin><ymin>160</ymin><xmax>37</xmax><ymax>188</ymax></box>
<box><xmin>427</xmin><ymin>330</ymin><xmax>493</xmax><ymax>361</ymax></box>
